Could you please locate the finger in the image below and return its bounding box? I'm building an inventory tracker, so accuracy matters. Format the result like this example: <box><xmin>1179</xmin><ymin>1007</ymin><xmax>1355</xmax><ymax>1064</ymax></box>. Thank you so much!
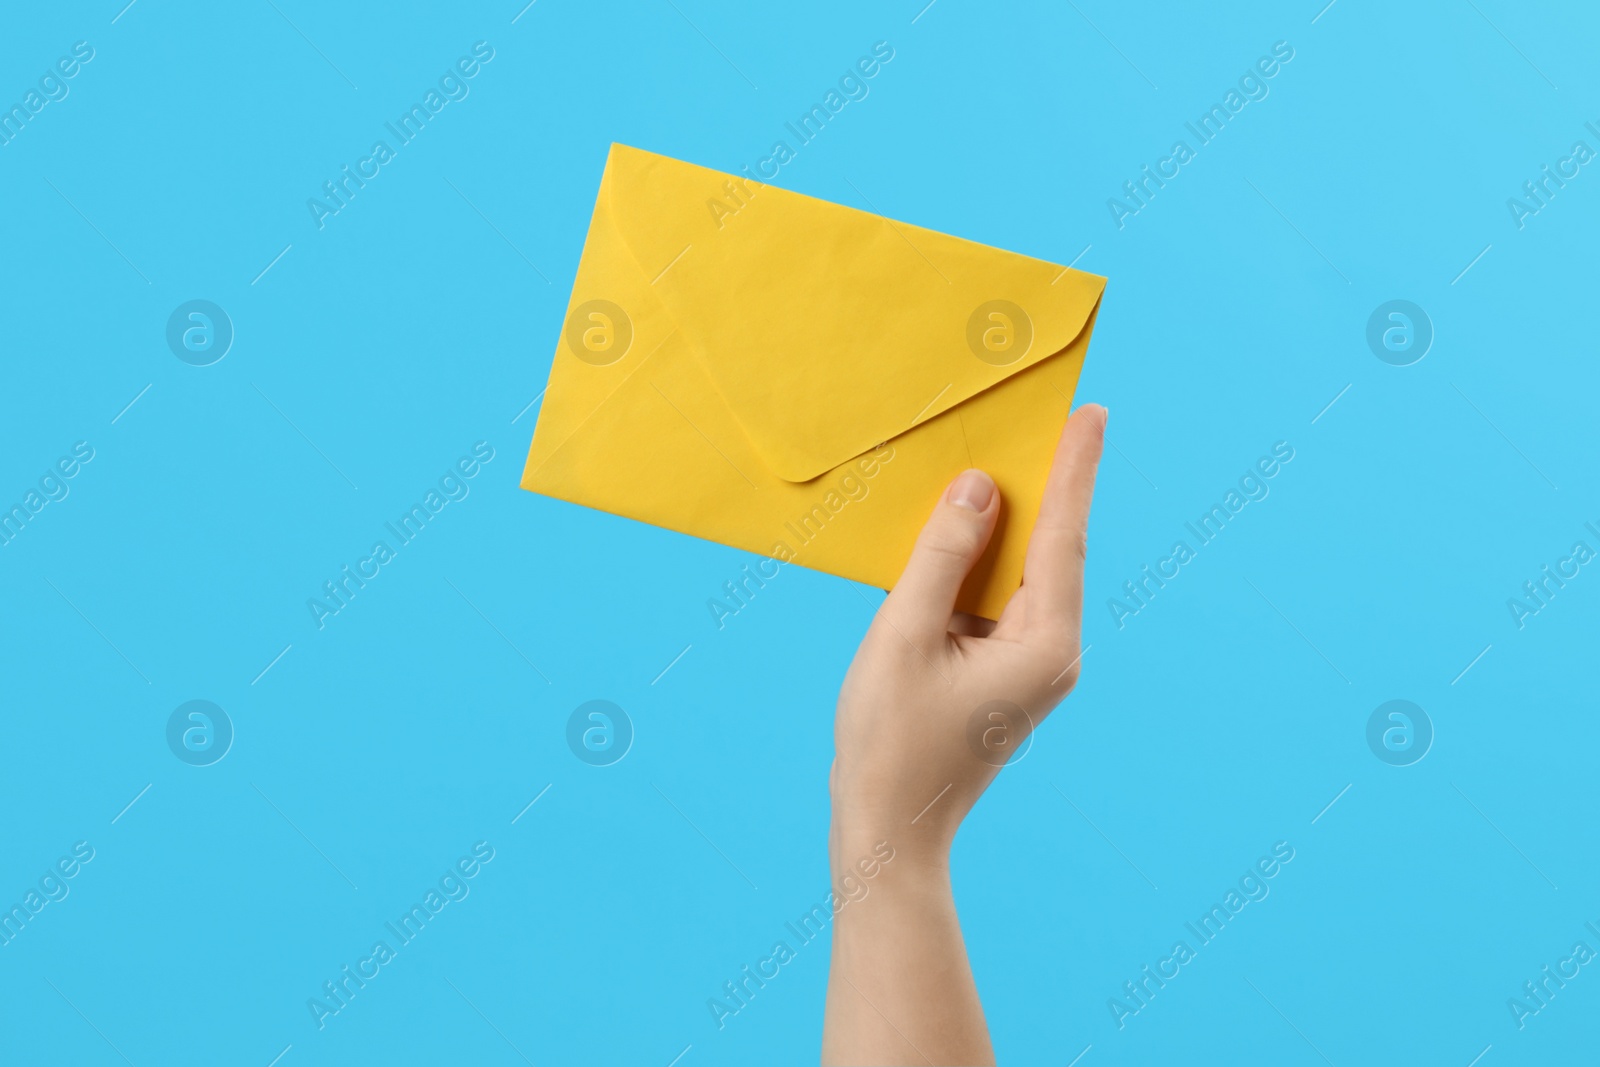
<box><xmin>1017</xmin><ymin>403</ymin><xmax>1106</xmax><ymax>636</ymax></box>
<box><xmin>881</xmin><ymin>469</ymin><xmax>1000</xmax><ymax>645</ymax></box>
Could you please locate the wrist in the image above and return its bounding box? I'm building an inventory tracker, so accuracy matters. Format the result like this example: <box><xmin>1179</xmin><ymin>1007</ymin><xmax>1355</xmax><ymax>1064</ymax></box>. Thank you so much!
<box><xmin>830</xmin><ymin>820</ymin><xmax>949</xmax><ymax>883</ymax></box>
<box><xmin>829</xmin><ymin>762</ymin><xmax>971</xmax><ymax>867</ymax></box>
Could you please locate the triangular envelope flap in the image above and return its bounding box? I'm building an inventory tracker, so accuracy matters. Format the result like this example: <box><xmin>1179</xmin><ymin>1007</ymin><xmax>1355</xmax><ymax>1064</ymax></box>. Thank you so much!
<box><xmin>600</xmin><ymin>144</ymin><xmax>1106</xmax><ymax>483</ymax></box>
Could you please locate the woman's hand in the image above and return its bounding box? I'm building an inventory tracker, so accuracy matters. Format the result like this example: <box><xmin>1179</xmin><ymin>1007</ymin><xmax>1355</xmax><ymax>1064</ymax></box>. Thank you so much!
<box><xmin>832</xmin><ymin>401</ymin><xmax>1107</xmax><ymax>859</ymax></box>
<box><xmin>823</xmin><ymin>403</ymin><xmax>1106</xmax><ymax>1066</ymax></box>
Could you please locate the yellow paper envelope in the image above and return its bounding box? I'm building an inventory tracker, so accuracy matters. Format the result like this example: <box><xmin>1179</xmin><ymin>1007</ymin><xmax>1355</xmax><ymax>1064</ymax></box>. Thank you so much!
<box><xmin>521</xmin><ymin>144</ymin><xmax>1105</xmax><ymax>620</ymax></box>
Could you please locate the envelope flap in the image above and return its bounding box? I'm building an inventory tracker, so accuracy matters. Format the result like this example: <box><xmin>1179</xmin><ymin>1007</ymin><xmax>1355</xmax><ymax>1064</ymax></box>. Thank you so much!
<box><xmin>600</xmin><ymin>144</ymin><xmax>1106</xmax><ymax>483</ymax></box>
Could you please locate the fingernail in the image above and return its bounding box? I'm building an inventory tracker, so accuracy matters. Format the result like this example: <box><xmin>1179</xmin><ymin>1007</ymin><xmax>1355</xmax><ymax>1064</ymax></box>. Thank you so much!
<box><xmin>948</xmin><ymin>469</ymin><xmax>995</xmax><ymax>512</ymax></box>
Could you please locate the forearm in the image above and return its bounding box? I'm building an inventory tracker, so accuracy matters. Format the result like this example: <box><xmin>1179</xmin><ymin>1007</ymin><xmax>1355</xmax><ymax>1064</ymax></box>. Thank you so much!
<box><xmin>822</xmin><ymin>829</ymin><xmax>994</xmax><ymax>1067</ymax></box>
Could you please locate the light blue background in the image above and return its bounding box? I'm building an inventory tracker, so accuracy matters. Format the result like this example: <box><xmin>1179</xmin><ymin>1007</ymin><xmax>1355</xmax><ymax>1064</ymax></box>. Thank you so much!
<box><xmin>2</xmin><ymin>1</ymin><xmax>1597</xmax><ymax>1064</ymax></box>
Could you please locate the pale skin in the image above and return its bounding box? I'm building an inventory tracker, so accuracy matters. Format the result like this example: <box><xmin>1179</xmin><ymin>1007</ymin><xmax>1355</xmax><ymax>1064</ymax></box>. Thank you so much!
<box><xmin>822</xmin><ymin>403</ymin><xmax>1107</xmax><ymax>1066</ymax></box>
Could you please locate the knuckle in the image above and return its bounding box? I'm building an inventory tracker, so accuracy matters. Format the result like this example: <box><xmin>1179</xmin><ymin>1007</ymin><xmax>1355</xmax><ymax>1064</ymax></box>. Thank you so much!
<box><xmin>1036</xmin><ymin>518</ymin><xmax>1089</xmax><ymax>562</ymax></box>
<box><xmin>1039</xmin><ymin>641</ymin><xmax>1084</xmax><ymax>691</ymax></box>
<box><xmin>920</xmin><ymin>526</ymin><xmax>981</xmax><ymax>566</ymax></box>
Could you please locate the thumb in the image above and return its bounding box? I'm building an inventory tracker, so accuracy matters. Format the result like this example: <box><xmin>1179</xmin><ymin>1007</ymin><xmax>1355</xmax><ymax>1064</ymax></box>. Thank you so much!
<box><xmin>881</xmin><ymin>469</ymin><xmax>1000</xmax><ymax>644</ymax></box>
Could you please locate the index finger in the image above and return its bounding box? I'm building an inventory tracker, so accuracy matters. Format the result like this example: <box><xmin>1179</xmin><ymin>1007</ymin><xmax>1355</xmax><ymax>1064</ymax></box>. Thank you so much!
<box><xmin>1015</xmin><ymin>403</ymin><xmax>1106</xmax><ymax>637</ymax></box>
